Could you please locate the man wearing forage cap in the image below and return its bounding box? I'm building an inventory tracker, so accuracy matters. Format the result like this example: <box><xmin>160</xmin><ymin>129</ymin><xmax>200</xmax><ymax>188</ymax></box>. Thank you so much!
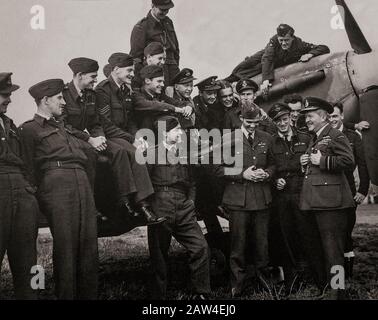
<box><xmin>63</xmin><ymin>56</ymin><xmax>164</xmax><ymax>225</ymax></box>
<box><xmin>132</xmin><ymin>42</ymin><xmax>168</xmax><ymax>90</ymax></box>
<box><xmin>226</xmin><ymin>23</ymin><xmax>330</xmax><ymax>92</ymax></box>
<box><xmin>95</xmin><ymin>53</ymin><xmax>166</xmax><ymax>225</ymax></box>
<box><xmin>19</xmin><ymin>79</ymin><xmax>98</xmax><ymax>299</ymax></box>
<box><xmin>0</xmin><ymin>73</ymin><xmax>39</xmax><ymax>299</ymax></box>
<box><xmin>299</xmin><ymin>97</ymin><xmax>355</xmax><ymax>299</ymax></box>
<box><xmin>130</xmin><ymin>0</ymin><xmax>179</xmax><ymax>86</ymax></box>
<box><xmin>133</xmin><ymin>64</ymin><xmax>192</xmax><ymax>131</ymax></box>
<box><xmin>214</xmin><ymin>100</ymin><xmax>276</xmax><ymax>298</ymax></box>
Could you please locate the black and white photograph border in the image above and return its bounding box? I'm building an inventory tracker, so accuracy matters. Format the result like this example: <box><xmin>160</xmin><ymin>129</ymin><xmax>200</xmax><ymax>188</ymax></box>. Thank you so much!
<box><xmin>0</xmin><ymin>0</ymin><xmax>377</xmax><ymax>303</ymax></box>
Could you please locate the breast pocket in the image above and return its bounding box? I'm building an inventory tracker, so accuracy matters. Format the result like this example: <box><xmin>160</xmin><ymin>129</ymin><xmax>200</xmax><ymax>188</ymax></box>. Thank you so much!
<box><xmin>37</xmin><ymin>129</ymin><xmax>60</xmax><ymax>148</ymax></box>
<box><xmin>85</xmin><ymin>103</ymin><xmax>96</xmax><ymax>116</ymax></box>
<box><xmin>255</xmin><ymin>144</ymin><xmax>268</xmax><ymax>165</ymax></box>
<box><xmin>310</xmin><ymin>175</ymin><xmax>342</xmax><ymax>208</ymax></box>
<box><xmin>110</xmin><ymin>103</ymin><xmax>124</xmax><ymax>126</ymax></box>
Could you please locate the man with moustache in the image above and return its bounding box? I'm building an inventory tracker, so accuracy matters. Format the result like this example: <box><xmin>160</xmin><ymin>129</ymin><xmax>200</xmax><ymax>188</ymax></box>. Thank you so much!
<box><xmin>226</xmin><ymin>24</ymin><xmax>330</xmax><ymax>94</ymax></box>
<box><xmin>215</xmin><ymin>101</ymin><xmax>276</xmax><ymax>298</ymax></box>
<box><xmin>0</xmin><ymin>73</ymin><xmax>39</xmax><ymax>299</ymax></box>
<box><xmin>133</xmin><ymin>65</ymin><xmax>192</xmax><ymax>131</ymax></box>
<box><xmin>63</xmin><ymin>57</ymin><xmax>163</xmax><ymax>225</ymax></box>
<box><xmin>299</xmin><ymin>97</ymin><xmax>355</xmax><ymax>299</ymax></box>
<box><xmin>330</xmin><ymin>102</ymin><xmax>370</xmax><ymax>279</ymax></box>
<box><xmin>193</xmin><ymin>76</ymin><xmax>223</xmax><ymax>130</ymax></box>
<box><xmin>268</xmin><ymin>103</ymin><xmax>312</xmax><ymax>294</ymax></box>
<box><xmin>130</xmin><ymin>0</ymin><xmax>180</xmax><ymax>86</ymax></box>
<box><xmin>19</xmin><ymin>79</ymin><xmax>98</xmax><ymax>299</ymax></box>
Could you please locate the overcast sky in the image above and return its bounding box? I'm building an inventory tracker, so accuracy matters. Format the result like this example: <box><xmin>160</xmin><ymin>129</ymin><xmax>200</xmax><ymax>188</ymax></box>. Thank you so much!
<box><xmin>1</xmin><ymin>0</ymin><xmax>377</xmax><ymax>124</ymax></box>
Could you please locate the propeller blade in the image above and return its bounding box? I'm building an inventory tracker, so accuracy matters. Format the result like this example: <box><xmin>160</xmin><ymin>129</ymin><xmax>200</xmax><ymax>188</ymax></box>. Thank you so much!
<box><xmin>335</xmin><ymin>0</ymin><xmax>372</xmax><ymax>54</ymax></box>
<box><xmin>359</xmin><ymin>87</ymin><xmax>378</xmax><ymax>186</ymax></box>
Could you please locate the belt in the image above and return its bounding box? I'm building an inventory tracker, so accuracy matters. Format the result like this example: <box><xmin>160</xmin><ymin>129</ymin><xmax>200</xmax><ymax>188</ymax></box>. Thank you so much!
<box><xmin>39</xmin><ymin>161</ymin><xmax>84</xmax><ymax>171</ymax></box>
<box><xmin>154</xmin><ymin>185</ymin><xmax>187</xmax><ymax>194</ymax></box>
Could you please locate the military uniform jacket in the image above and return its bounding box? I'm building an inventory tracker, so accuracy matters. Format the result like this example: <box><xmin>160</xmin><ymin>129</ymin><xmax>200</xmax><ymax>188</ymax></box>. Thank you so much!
<box><xmin>133</xmin><ymin>87</ymin><xmax>182</xmax><ymax>130</ymax></box>
<box><xmin>271</xmin><ymin>128</ymin><xmax>312</xmax><ymax>195</ymax></box>
<box><xmin>172</xmin><ymin>90</ymin><xmax>196</xmax><ymax>129</ymax></box>
<box><xmin>61</xmin><ymin>81</ymin><xmax>105</xmax><ymax>141</ymax></box>
<box><xmin>147</xmin><ymin>143</ymin><xmax>196</xmax><ymax>201</ymax></box>
<box><xmin>262</xmin><ymin>35</ymin><xmax>330</xmax><ymax>82</ymax></box>
<box><xmin>299</xmin><ymin>124</ymin><xmax>355</xmax><ymax>211</ymax></box>
<box><xmin>343</xmin><ymin>127</ymin><xmax>370</xmax><ymax>196</ymax></box>
<box><xmin>95</xmin><ymin>76</ymin><xmax>137</xmax><ymax>143</ymax></box>
<box><xmin>130</xmin><ymin>11</ymin><xmax>180</xmax><ymax>66</ymax></box>
<box><xmin>217</xmin><ymin>129</ymin><xmax>276</xmax><ymax>211</ymax></box>
<box><xmin>19</xmin><ymin>114</ymin><xmax>88</xmax><ymax>186</ymax></box>
<box><xmin>0</xmin><ymin>115</ymin><xmax>26</xmax><ymax>173</ymax></box>
<box><xmin>193</xmin><ymin>96</ymin><xmax>225</xmax><ymax>131</ymax></box>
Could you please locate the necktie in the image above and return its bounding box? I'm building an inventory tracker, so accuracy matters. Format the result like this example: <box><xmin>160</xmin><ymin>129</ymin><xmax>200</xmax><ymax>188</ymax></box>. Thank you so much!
<box><xmin>248</xmin><ymin>133</ymin><xmax>254</xmax><ymax>146</ymax></box>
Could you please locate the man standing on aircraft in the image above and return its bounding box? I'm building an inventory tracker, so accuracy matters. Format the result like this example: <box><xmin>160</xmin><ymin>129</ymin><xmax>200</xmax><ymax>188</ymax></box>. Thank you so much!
<box><xmin>226</xmin><ymin>24</ymin><xmax>330</xmax><ymax>93</ymax></box>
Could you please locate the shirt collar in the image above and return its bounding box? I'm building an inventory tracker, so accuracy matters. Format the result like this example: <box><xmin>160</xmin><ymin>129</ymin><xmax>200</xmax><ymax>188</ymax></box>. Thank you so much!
<box><xmin>277</xmin><ymin>127</ymin><xmax>293</xmax><ymax>141</ymax></box>
<box><xmin>338</xmin><ymin>124</ymin><xmax>344</xmax><ymax>132</ymax></box>
<box><xmin>150</xmin><ymin>10</ymin><xmax>161</xmax><ymax>22</ymax></box>
<box><xmin>316</xmin><ymin>123</ymin><xmax>328</xmax><ymax>137</ymax></box>
<box><xmin>163</xmin><ymin>140</ymin><xmax>177</xmax><ymax>152</ymax></box>
<box><xmin>241</xmin><ymin>125</ymin><xmax>254</xmax><ymax>139</ymax></box>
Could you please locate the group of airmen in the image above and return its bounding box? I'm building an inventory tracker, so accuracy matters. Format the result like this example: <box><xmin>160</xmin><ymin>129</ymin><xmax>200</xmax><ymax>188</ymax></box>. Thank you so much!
<box><xmin>0</xmin><ymin>0</ymin><xmax>372</xmax><ymax>300</ymax></box>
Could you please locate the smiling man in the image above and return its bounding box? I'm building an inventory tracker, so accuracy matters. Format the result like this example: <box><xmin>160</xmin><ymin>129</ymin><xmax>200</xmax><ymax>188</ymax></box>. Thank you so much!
<box><xmin>330</xmin><ymin>102</ymin><xmax>370</xmax><ymax>280</ymax></box>
<box><xmin>134</xmin><ymin>64</ymin><xmax>189</xmax><ymax>131</ymax></box>
<box><xmin>217</xmin><ymin>101</ymin><xmax>276</xmax><ymax>298</ymax></box>
<box><xmin>299</xmin><ymin>97</ymin><xmax>355</xmax><ymax>299</ymax></box>
<box><xmin>19</xmin><ymin>79</ymin><xmax>99</xmax><ymax>299</ymax></box>
<box><xmin>268</xmin><ymin>102</ymin><xmax>312</xmax><ymax>294</ymax></box>
<box><xmin>130</xmin><ymin>0</ymin><xmax>180</xmax><ymax>86</ymax></box>
<box><xmin>227</xmin><ymin>24</ymin><xmax>330</xmax><ymax>92</ymax></box>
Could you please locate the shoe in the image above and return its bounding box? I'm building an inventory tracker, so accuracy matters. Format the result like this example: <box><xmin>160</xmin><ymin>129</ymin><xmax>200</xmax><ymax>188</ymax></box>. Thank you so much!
<box><xmin>139</xmin><ymin>206</ymin><xmax>166</xmax><ymax>225</ymax></box>
<box><xmin>121</xmin><ymin>201</ymin><xmax>136</xmax><ymax>216</ymax></box>
<box><xmin>231</xmin><ymin>288</ymin><xmax>242</xmax><ymax>299</ymax></box>
<box><xmin>190</xmin><ymin>294</ymin><xmax>209</xmax><ymax>300</ymax></box>
<box><xmin>96</xmin><ymin>211</ymin><xmax>108</xmax><ymax>222</ymax></box>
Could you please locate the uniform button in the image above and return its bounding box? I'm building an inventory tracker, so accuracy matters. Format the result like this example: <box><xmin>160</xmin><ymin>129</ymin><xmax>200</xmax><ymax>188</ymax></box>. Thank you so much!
<box><xmin>305</xmin><ymin>176</ymin><xmax>308</xmax><ymax>179</ymax></box>
<box><xmin>325</xmin><ymin>182</ymin><xmax>328</xmax><ymax>185</ymax></box>
<box><xmin>1</xmin><ymin>137</ymin><xmax>5</xmax><ymax>141</ymax></box>
<box><xmin>253</xmin><ymin>156</ymin><xmax>256</xmax><ymax>160</ymax></box>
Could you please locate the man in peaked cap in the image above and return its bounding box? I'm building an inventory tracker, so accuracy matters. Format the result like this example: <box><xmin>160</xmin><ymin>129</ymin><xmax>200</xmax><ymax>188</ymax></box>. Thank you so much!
<box><xmin>226</xmin><ymin>23</ymin><xmax>330</xmax><ymax>92</ymax></box>
<box><xmin>299</xmin><ymin>97</ymin><xmax>355</xmax><ymax>299</ymax></box>
<box><xmin>133</xmin><ymin>64</ymin><xmax>192</xmax><ymax>131</ymax></box>
<box><xmin>192</xmin><ymin>76</ymin><xmax>224</xmax><ymax>130</ymax></box>
<box><xmin>171</xmin><ymin>68</ymin><xmax>197</xmax><ymax>129</ymax></box>
<box><xmin>213</xmin><ymin>100</ymin><xmax>276</xmax><ymax>298</ymax></box>
<box><xmin>130</xmin><ymin>0</ymin><xmax>179</xmax><ymax>87</ymax></box>
<box><xmin>0</xmin><ymin>73</ymin><xmax>39</xmax><ymax>299</ymax></box>
<box><xmin>225</xmin><ymin>78</ymin><xmax>277</xmax><ymax>135</ymax></box>
<box><xmin>95</xmin><ymin>53</ymin><xmax>166</xmax><ymax>225</ymax></box>
<box><xmin>19</xmin><ymin>79</ymin><xmax>98</xmax><ymax>299</ymax></box>
<box><xmin>268</xmin><ymin>102</ymin><xmax>312</xmax><ymax>294</ymax></box>
<box><xmin>64</xmin><ymin>56</ymin><xmax>164</xmax><ymax>225</ymax></box>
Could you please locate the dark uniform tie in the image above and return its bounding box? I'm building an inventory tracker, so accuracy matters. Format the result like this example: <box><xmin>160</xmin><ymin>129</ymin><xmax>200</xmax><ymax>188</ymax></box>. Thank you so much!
<box><xmin>248</xmin><ymin>133</ymin><xmax>254</xmax><ymax>146</ymax></box>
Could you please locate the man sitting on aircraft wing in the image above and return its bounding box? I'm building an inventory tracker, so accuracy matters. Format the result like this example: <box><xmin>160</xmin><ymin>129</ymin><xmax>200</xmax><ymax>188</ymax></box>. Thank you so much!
<box><xmin>226</xmin><ymin>24</ymin><xmax>330</xmax><ymax>94</ymax></box>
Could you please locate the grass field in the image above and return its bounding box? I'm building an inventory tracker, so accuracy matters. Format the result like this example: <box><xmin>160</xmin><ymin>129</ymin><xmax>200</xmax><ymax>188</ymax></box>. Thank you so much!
<box><xmin>1</xmin><ymin>205</ymin><xmax>377</xmax><ymax>300</ymax></box>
